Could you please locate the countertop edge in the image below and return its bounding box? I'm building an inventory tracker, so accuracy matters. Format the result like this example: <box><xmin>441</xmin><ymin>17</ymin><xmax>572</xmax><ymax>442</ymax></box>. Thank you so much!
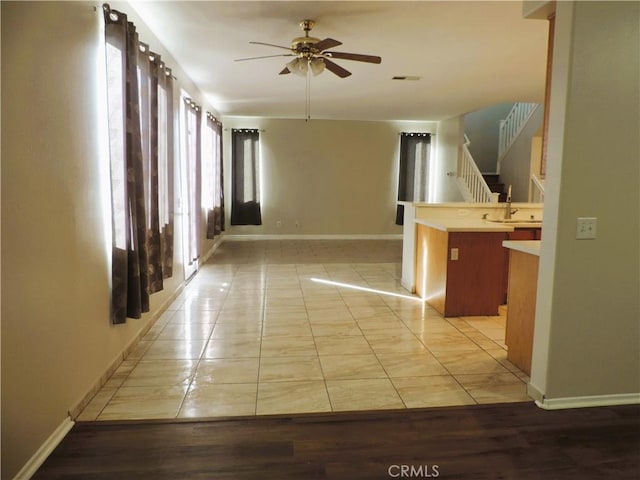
<box><xmin>415</xmin><ymin>218</ymin><xmax>515</xmax><ymax>233</ymax></box>
<box><xmin>502</xmin><ymin>240</ymin><xmax>542</xmax><ymax>256</ymax></box>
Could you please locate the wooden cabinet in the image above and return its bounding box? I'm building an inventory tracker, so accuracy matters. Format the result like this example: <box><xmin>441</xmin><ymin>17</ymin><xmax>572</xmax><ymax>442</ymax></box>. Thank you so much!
<box><xmin>502</xmin><ymin>228</ymin><xmax>541</xmax><ymax>303</ymax></box>
<box><xmin>505</xmin><ymin>249</ymin><xmax>539</xmax><ymax>375</ymax></box>
<box><xmin>415</xmin><ymin>224</ymin><xmax>508</xmax><ymax>317</ymax></box>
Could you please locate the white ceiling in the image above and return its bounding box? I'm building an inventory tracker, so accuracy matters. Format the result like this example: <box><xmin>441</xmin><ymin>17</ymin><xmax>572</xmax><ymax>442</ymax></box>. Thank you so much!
<box><xmin>129</xmin><ymin>1</ymin><xmax>549</xmax><ymax>121</ymax></box>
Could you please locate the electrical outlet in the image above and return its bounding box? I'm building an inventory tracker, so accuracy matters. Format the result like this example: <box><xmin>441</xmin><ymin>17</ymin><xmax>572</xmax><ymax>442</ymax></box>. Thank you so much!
<box><xmin>450</xmin><ymin>248</ymin><xmax>459</xmax><ymax>260</ymax></box>
<box><xmin>576</xmin><ymin>217</ymin><xmax>597</xmax><ymax>239</ymax></box>
<box><xmin>276</xmin><ymin>220</ymin><xmax>282</xmax><ymax>228</ymax></box>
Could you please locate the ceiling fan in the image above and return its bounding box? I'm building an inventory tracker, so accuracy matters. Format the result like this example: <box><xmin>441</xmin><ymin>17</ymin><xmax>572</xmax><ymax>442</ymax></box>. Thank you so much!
<box><xmin>235</xmin><ymin>19</ymin><xmax>382</xmax><ymax>78</ymax></box>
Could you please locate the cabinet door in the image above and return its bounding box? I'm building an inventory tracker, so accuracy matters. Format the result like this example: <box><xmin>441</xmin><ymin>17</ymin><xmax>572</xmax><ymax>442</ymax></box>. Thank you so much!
<box><xmin>502</xmin><ymin>229</ymin><xmax>541</xmax><ymax>302</ymax></box>
<box><xmin>446</xmin><ymin>231</ymin><xmax>508</xmax><ymax>316</ymax></box>
<box><xmin>505</xmin><ymin>250</ymin><xmax>539</xmax><ymax>375</ymax></box>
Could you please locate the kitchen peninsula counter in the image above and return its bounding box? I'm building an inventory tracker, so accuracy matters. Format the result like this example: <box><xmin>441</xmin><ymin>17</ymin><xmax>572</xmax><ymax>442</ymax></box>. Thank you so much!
<box><xmin>415</xmin><ymin>221</ymin><xmax>511</xmax><ymax>317</ymax></box>
<box><xmin>398</xmin><ymin>202</ymin><xmax>543</xmax><ymax>295</ymax></box>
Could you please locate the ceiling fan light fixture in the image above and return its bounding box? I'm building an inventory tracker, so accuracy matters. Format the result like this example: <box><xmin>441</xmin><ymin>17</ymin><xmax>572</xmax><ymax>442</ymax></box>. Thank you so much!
<box><xmin>310</xmin><ymin>58</ymin><xmax>325</xmax><ymax>76</ymax></box>
<box><xmin>287</xmin><ymin>57</ymin><xmax>308</xmax><ymax>77</ymax></box>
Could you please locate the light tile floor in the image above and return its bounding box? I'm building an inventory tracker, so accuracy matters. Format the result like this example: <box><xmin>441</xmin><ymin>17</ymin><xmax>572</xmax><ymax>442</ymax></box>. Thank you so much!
<box><xmin>78</xmin><ymin>240</ymin><xmax>531</xmax><ymax>421</ymax></box>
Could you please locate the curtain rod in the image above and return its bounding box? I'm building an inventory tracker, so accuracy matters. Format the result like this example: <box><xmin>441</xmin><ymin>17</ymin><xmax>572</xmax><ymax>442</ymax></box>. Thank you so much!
<box><xmin>183</xmin><ymin>97</ymin><xmax>201</xmax><ymax>111</ymax></box>
<box><xmin>100</xmin><ymin>3</ymin><xmax>176</xmax><ymax>80</ymax></box>
<box><xmin>224</xmin><ymin>128</ymin><xmax>265</xmax><ymax>132</ymax></box>
<box><xmin>206</xmin><ymin>112</ymin><xmax>222</xmax><ymax>126</ymax></box>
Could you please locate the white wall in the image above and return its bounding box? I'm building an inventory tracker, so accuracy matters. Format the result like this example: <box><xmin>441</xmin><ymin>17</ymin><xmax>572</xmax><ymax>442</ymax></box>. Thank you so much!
<box><xmin>464</xmin><ymin>103</ymin><xmax>514</xmax><ymax>173</ymax></box>
<box><xmin>222</xmin><ymin>118</ymin><xmax>438</xmax><ymax>236</ymax></box>
<box><xmin>1</xmin><ymin>2</ymin><xmax>217</xmax><ymax>477</ymax></box>
<box><xmin>498</xmin><ymin>105</ymin><xmax>544</xmax><ymax>202</ymax></box>
<box><xmin>434</xmin><ymin>116</ymin><xmax>465</xmax><ymax>202</ymax></box>
<box><xmin>530</xmin><ymin>0</ymin><xmax>640</xmax><ymax>405</ymax></box>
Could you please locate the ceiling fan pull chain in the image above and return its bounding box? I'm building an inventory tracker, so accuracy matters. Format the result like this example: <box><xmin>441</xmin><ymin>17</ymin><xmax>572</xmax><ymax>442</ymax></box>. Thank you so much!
<box><xmin>306</xmin><ymin>64</ymin><xmax>311</xmax><ymax>121</ymax></box>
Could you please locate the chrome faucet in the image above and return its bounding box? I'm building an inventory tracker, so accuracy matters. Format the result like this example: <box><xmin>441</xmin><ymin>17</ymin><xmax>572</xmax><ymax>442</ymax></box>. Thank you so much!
<box><xmin>504</xmin><ymin>185</ymin><xmax>518</xmax><ymax>219</ymax></box>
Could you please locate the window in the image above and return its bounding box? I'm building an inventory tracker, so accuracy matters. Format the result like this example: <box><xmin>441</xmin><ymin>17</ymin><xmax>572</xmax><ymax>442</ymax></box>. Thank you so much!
<box><xmin>230</xmin><ymin>129</ymin><xmax>262</xmax><ymax>225</ymax></box>
<box><xmin>181</xmin><ymin>96</ymin><xmax>201</xmax><ymax>266</ymax></box>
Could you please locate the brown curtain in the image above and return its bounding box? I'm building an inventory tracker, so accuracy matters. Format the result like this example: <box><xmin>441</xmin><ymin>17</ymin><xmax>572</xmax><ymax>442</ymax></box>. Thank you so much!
<box><xmin>231</xmin><ymin>129</ymin><xmax>262</xmax><ymax>226</ymax></box>
<box><xmin>103</xmin><ymin>5</ymin><xmax>173</xmax><ymax>324</ymax></box>
<box><xmin>137</xmin><ymin>43</ymin><xmax>163</xmax><ymax>293</ymax></box>
<box><xmin>205</xmin><ymin>114</ymin><xmax>225</xmax><ymax>238</ymax></box>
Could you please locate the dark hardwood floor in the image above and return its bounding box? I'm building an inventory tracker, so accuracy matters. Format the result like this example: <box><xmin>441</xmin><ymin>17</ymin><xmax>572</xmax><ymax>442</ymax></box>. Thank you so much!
<box><xmin>34</xmin><ymin>402</ymin><xmax>640</xmax><ymax>479</ymax></box>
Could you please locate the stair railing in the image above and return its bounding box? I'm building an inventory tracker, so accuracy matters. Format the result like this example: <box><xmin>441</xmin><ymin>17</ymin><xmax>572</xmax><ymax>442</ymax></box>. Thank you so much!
<box><xmin>457</xmin><ymin>135</ymin><xmax>499</xmax><ymax>203</ymax></box>
<box><xmin>497</xmin><ymin>102</ymin><xmax>539</xmax><ymax>173</ymax></box>
<box><xmin>529</xmin><ymin>173</ymin><xmax>545</xmax><ymax>203</ymax></box>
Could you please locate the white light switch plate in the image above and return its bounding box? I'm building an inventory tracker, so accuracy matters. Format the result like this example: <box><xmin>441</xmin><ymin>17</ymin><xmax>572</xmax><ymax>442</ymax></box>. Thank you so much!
<box><xmin>450</xmin><ymin>248</ymin><xmax>459</xmax><ymax>260</ymax></box>
<box><xmin>576</xmin><ymin>217</ymin><xmax>597</xmax><ymax>239</ymax></box>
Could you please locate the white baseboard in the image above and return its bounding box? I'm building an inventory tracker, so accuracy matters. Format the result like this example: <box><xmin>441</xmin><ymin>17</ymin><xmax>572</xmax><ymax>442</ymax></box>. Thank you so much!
<box><xmin>535</xmin><ymin>392</ymin><xmax>640</xmax><ymax>410</ymax></box>
<box><xmin>401</xmin><ymin>278</ymin><xmax>416</xmax><ymax>294</ymax></box>
<box><xmin>13</xmin><ymin>417</ymin><xmax>74</xmax><ymax>480</ymax></box>
<box><xmin>526</xmin><ymin>382</ymin><xmax>544</xmax><ymax>403</ymax></box>
<box><xmin>224</xmin><ymin>234</ymin><xmax>403</xmax><ymax>241</ymax></box>
<box><xmin>68</xmin><ymin>284</ymin><xmax>185</xmax><ymax>420</ymax></box>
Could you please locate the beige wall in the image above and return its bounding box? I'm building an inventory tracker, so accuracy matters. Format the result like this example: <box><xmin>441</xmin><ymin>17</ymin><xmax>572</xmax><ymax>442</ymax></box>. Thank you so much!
<box><xmin>222</xmin><ymin>117</ymin><xmax>438</xmax><ymax>236</ymax></box>
<box><xmin>0</xmin><ymin>2</ymin><xmax>216</xmax><ymax>477</ymax></box>
<box><xmin>531</xmin><ymin>0</ymin><xmax>640</xmax><ymax>402</ymax></box>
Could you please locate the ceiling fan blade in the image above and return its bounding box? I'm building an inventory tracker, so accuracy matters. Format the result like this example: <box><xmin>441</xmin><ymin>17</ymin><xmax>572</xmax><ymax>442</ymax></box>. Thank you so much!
<box><xmin>326</xmin><ymin>51</ymin><xmax>382</xmax><ymax>64</ymax></box>
<box><xmin>235</xmin><ymin>54</ymin><xmax>294</xmax><ymax>62</ymax></box>
<box><xmin>249</xmin><ymin>41</ymin><xmax>292</xmax><ymax>51</ymax></box>
<box><xmin>323</xmin><ymin>59</ymin><xmax>351</xmax><ymax>78</ymax></box>
<box><xmin>234</xmin><ymin>53</ymin><xmax>295</xmax><ymax>62</ymax></box>
<box><xmin>279</xmin><ymin>67</ymin><xmax>291</xmax><ymax>75</ymax></box>
<box><xmin>314</xmin><ymin>37</ymin><xmax>342</xmax><ymax>52</ymax></box>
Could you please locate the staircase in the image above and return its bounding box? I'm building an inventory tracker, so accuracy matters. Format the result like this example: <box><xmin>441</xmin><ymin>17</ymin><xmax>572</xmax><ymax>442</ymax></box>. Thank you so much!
<box><xmin>457</xmin><ymin>102</ymin><xmax>541</xmax><ymax>204</ymax></box>
<box><xmin>482</xmin><ymin>174</ymin><xmax>508</xmax><ymax>202</ymax></box>
<box><xmin>497</xmin><ymin>102</ymin><xmax>539</xmax><ymax>167</ymax></box>
<box><xmin>456</xmin><ymin>138</ymin><xmax>499</xmax><ymax>203</ymax></box>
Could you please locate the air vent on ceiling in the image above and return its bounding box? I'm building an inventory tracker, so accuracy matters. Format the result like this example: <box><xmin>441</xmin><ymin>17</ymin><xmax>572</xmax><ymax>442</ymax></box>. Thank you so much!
<box><xmin>392</xmin><ymin>76</ymin><xmax>421</xmax><ymax>81</ymax></box>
